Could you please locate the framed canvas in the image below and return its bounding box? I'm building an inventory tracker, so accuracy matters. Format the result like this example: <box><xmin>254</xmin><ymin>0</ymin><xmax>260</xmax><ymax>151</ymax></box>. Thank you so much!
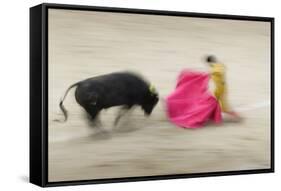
<box><xmin>30</xmin><ymin>3</ymin><xmax>274</xmax><ymax>187</ymax></box>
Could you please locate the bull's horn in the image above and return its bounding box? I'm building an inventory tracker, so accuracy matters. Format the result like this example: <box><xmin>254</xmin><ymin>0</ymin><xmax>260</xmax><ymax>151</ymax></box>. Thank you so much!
<box><xmin>149</xmin><ymin>84</ymin><xmax>156</xmax><ymax>93</ymax></box>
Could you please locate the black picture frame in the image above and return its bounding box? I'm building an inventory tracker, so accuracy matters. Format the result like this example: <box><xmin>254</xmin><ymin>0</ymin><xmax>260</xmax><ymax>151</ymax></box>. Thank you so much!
<box><xmin>30</xmin><ymin>3</ymin><xmax>275</xmax><ymax>187</ymax></box>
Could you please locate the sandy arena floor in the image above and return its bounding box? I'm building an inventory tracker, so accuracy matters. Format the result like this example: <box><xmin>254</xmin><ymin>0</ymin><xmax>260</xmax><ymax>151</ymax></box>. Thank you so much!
<box><xmin>48</xmin><ymin>9</ymin><xmax>271</xmax><ymax>182</ymax></box>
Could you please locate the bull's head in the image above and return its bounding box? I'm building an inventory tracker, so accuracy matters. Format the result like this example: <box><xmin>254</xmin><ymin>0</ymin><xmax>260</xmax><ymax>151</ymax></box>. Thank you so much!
<box><xmin>142</xmin><ymin>85</ymin><xmax>159</xmax><ymax>115</ymax></box>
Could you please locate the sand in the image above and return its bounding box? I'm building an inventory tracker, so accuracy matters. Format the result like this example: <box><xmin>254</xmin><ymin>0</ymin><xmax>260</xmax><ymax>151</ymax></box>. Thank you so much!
<box><xmin>48</xmin><ymin>9</ymin><xmax>271</xmax><ymax>182</ymax></box>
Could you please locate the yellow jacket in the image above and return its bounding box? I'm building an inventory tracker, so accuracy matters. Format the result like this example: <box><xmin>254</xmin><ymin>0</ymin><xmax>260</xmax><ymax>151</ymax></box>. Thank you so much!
<box><xmin>210</xmin><ymin>63</ymin><xmax>230</xmax><ymax>112</ymax></box>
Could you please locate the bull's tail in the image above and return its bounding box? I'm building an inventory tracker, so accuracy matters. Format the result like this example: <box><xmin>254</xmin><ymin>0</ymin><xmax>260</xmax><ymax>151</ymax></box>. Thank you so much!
<box><xmin>57</xmin><ymin>82</ymin><xmax>79</xmax><ymax>122</ymax></box>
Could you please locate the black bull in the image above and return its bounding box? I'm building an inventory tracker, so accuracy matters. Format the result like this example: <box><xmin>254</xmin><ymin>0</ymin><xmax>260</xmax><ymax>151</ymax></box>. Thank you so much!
<box><xmin>59</xmin><ymin>72</ymin><xmax>159</xmax><ymax>125</ymax></box>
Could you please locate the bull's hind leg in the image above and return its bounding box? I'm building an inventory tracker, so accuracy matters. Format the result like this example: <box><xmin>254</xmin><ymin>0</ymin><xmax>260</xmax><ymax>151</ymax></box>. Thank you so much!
<box><xmin>84</xmin><ymin>106</ymin><xmax>101</xmax><ymax>127</ymax></box>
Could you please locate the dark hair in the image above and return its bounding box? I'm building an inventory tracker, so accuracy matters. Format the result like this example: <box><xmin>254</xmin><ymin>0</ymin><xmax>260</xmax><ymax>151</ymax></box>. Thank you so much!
<box><xmin>206</xmin><ymin>55</ymin><xmax>217</xmax><ymax>63</ymax></box>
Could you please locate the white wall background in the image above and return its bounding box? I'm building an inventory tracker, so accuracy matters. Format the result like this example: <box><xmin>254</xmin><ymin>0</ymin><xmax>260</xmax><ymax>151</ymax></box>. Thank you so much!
<box><xmin>0</xmin><ymin>0</ymin><xmax>279</xmax><ymax>190</ymax></box>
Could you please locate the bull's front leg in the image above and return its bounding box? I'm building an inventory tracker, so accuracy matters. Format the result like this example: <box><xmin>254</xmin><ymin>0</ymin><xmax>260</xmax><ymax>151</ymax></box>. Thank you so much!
<box><xmin>114</xmin><ymin>105</ymin><xmax>132</xmax><ymax>126</ymax></box>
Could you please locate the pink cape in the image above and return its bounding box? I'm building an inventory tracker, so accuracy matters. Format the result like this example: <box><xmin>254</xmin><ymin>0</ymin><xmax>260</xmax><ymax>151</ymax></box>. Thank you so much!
<box><xmin>165</xmin><ymin>70</ymin><xmax>222</xmax><ymax>128</ymax></box>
